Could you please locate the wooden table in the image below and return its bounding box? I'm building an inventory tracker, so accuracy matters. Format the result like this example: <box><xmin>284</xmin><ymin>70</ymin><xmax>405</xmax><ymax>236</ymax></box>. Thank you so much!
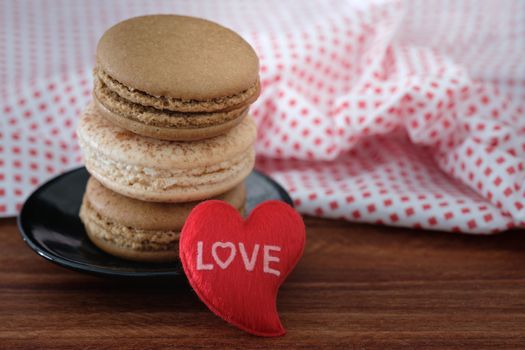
<box><xmin>1</xmin><ymin>217</ymin><xmax>524</xmax><ymax>349</ymax></box>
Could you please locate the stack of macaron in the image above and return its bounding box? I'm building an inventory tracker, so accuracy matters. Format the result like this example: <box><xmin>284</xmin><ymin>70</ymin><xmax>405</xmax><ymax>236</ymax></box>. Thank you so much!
<box><xmin>77</xmin><ymin>15</ymin><xmax>260</xmax><ymax>262</ymax></box>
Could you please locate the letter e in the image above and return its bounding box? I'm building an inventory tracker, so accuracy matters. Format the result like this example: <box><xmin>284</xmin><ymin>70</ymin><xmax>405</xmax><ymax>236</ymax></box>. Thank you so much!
<box><xmin>263</xmin><ymin>245</ymin><xmax>281</xmax><ymax>276</ymax></box>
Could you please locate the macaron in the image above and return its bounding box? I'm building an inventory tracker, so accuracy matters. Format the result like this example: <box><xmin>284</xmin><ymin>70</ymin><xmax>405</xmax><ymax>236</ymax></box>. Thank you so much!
<box><xmin>77</xmin><ymin>103</ymin><xmax>256</xmax><ymax>202</ymax></box>
<box><xmin>80</xmin><ymin>177</ymin><xmax>246</xmax><ymax>262</ymax></box>
<box><xmin>93</xmin><ymin>14</ymin><xmax>260</xmax><ymax>141</ymax></box>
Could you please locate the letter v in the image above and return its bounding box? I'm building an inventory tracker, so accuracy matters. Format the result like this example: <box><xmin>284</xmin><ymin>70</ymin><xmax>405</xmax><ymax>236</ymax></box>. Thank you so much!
<box><xmin>238</xmin><ymin>243</ymin><xmax>260</xmax><ymax>271</ymax></box>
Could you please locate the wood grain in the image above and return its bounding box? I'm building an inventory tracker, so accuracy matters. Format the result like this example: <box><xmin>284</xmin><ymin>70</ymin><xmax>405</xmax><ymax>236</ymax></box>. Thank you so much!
<box><xmin>1</xmin><ymin>217</ymin><xmax>525</xmax><ymax>349</ymax></box>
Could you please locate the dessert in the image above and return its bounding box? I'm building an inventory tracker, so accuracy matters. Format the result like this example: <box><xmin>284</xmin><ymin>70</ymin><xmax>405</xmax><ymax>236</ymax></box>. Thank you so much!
<box><xmin>94</xmin><ymin>15</ymin><xmax>260</xmax><ymax>141</ymax></box>
<box><xmin>77</xmin><ymin>103</ymin><xmax>256</xmax><ymax>203</ymax></box>
<box><xmin>80</xmin><ymin>177</ymin><xmax>246</xmax><ymax>262</ymax></box>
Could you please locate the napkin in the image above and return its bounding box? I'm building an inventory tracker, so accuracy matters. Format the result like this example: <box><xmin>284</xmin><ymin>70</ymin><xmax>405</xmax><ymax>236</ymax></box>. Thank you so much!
<box><xmin>1</xmin><ymin>0</ymin><xmax>524</xmax><ymax>233</ymax></box>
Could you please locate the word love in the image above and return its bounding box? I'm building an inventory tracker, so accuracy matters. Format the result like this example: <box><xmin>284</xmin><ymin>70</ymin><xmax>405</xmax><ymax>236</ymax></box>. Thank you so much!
<box><xmin>181</xmin><ymin>200</ymin><xmax>306</xmax><ymax>336</ymax></box>
<box><xmin>196</xmin><ymin>241</ymin><xmax>282</xmax><ymax>276</ymax></box>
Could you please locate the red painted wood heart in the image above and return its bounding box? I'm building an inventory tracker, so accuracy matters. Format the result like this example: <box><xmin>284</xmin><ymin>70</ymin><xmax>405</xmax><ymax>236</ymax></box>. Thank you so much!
<box><xmin>179</xmin><ymin>200</ymin><xmax>306</xmax><ymax>337</ymax></box>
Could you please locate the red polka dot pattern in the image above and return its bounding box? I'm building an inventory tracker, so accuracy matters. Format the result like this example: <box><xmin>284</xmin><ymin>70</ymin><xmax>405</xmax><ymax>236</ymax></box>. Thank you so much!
<box><xmin>1</xmin><ymin>1</ymin><xmax>524</xmax><ymax>234</ymax></box>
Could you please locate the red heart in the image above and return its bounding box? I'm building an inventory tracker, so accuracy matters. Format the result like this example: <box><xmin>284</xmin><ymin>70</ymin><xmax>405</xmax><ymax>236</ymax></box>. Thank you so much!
<box><xmin>180</xmin><ymin>200</ymin><xmax>305</xmax><ymax>337</ymax></box>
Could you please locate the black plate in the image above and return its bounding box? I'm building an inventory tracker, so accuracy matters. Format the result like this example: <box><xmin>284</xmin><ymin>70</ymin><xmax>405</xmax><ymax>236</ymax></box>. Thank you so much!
<box><xmin>18</xmin><ymin>167</ymin><xmax>292</xmax><ymax>278</ymax></box>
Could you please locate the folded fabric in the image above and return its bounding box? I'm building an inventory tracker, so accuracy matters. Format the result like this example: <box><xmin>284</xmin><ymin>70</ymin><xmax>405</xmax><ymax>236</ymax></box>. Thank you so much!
<box><xmin>1</xmin><ymin>0</ymin><xmax>524</xmax><ymax>233</ymax></box>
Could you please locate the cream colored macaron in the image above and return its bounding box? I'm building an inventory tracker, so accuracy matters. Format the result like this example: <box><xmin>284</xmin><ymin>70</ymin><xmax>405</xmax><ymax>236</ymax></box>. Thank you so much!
<box><xmin>77</xmin><ymin>103</ymin><xmax>256</xmax><ymax>202</ymax></box>
<box><xmin>94</xmin><ymin>15</ymin><xmax>260</xmax><ymax>141</ymax></box>
<box><xmin>80</xmin><ymin>177</ymin><xmax>246</xmax><ymax>262</ymax></box>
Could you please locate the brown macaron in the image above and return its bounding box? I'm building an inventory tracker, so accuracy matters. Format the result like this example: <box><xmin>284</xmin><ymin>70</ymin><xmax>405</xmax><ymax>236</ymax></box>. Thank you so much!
<box><xmin>80</xmin><ymin>177</ymin><xmax>246</xmax><ymax>263</ymax></box>
<box><xmin>94</xmin><ymin>14</ymin><xmax>260</xmax><ymax>141</ymax></box>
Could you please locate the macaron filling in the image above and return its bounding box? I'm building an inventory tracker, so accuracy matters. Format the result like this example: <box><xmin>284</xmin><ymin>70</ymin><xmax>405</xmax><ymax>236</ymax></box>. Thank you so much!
<box><xmin>94</xmin><ymin>75</ymin><xmax>249</xmax><ymax>128</ymax></box>
<box><xmin>94</xmin><ymin>67</ymin><xmax>260</xmax><ymax>113</ymax></box>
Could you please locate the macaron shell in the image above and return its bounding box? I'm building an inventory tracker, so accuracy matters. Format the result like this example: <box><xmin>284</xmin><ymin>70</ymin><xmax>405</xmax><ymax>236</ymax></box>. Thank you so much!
<box><xmin>96</xmin><ymin>15</ymin><xmax>259</xmax><ymax>101</ymax></box>
<box><xmin>84</xmin><ymin>225</ymin><xmax>180</xmax><ymax>263</ymax></box>
<box><xmin>84</xmin><ymin>177</ymin><xmax>246</xmax><ymax>231</ymax></box>
<box><xmin>77</xmin><ymin>103</ymin><xmax>257</xmax><ymax>169</ymax></box>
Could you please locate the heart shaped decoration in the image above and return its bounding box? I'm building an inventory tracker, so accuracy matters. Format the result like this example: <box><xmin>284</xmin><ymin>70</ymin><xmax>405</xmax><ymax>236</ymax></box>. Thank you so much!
<box><xmin>180</xmin><ymin>200</ymin><xmax>306</xmax><ymax>337</ymax></box>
